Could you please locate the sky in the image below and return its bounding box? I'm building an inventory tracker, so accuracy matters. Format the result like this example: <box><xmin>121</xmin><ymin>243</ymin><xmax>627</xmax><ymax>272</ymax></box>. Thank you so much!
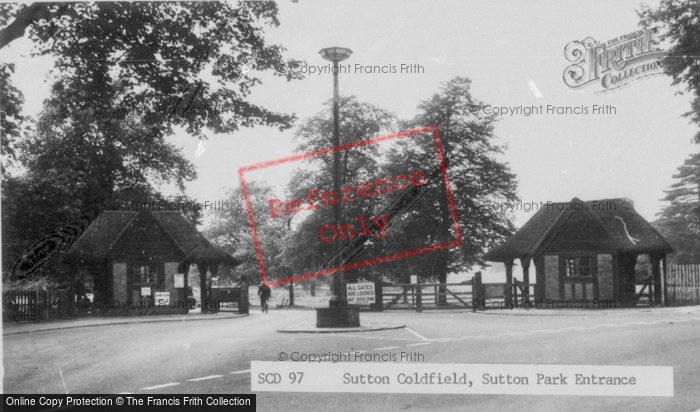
<box><xmin>1</xmin><ymin>0</ymin><xmax>697</xmax><ymax>278</ymax></box>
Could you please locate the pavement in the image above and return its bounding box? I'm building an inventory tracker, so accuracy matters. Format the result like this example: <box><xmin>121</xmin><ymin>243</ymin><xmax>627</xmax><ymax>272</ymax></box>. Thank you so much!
<box><xmin>6</xmin><ymin>308</ymin><xmax>700</xmax><ymax>411</ymax></box>
<box><xmin>3</xmin><ymin>305</ymin><xmax>699</xmax><ymax>336</ymax></box>
<box><xmin>473</xmin><ymin>305</ymin><xmax>700</xmax><ymax>316</ymax></box>
<box><xmin>1</xmin><ymin>308</ymin><xmax>247</xmax><ymax>336</ymax></box>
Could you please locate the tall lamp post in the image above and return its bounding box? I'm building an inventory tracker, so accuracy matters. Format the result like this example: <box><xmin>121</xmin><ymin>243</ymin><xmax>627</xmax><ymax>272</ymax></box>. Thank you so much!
<box><xmin>316</xmin><ymin>46</ymin><xmax>358</xmax><ymax>327</ymax></box>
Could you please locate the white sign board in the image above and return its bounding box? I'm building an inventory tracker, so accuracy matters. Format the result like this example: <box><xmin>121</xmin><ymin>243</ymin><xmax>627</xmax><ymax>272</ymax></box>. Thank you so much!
<box><xmin>141</xmin><ymin>287</ymin><xmax>151</xmax><ymax>296</ymax></box>
<box><xmin>346</xmin><ymin>282</ymin><xmax>375</xmax><ymax>305</ymax></box>
<box><xmin>155</xmin><ymin>292</ymin><xmax>170</xmax><ymax>306</ymax></box>
<box><xmin>174</xmin><ymin>273</ymin><xmax>185</xmax><ymax>288</ymax></box>
<box><xmin>410</xmin><ymin>275</ymin><xmax>418</xmax><ymax>285</ymax></box>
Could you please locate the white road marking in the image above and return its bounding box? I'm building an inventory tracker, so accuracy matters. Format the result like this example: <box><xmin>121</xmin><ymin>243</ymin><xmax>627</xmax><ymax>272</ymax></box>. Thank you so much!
<box><xmin>59</xmin><ymin>367</ymin><xmax>68</xmax><ymax>394</ymax></box>
<box><xmin>187</xmin><ymin>375</ymin><xmax>223</xmax><ymax>382</ymax></box>
<box><xmin>230</xmin><ymin>370</ymin><xmax>251</xmax><ymax>375</ymax></box>
<box><xmin>142</xmin><ymin>383</ymin><xmax>181</xmax><ymax>390</ymax></box>
<box><xmin>406</xmin><ymin>342</ymin><xmax>433</xmax><ymax>347</ymax></box>
<box><xmin>117</xmin><ymin>392</ymin><xmax>134</xmax><ymax>394</ymax></box>
<box><xmin>331</xmin><ymin>335</ymin><xmax>420</xmax><ymax>341</ymax></box>
<box><xmin>405</xmin><ymin>327</ymin><xmax>429</xmax><ymax>341</ymax></box>
<box><xmin>374</xmin><ymin>346</ymin><xmax>400</xmax><ymax>351</ymax></box>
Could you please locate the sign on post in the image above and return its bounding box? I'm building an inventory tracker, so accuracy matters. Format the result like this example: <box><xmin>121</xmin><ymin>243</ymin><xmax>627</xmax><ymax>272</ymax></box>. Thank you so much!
<box><xmin>141</xmin><ymin>287</ymin><xmax>151</xmax><ymax>297</ymax></box>
<box><xmin>410</xmin><ymin>275</ymin><xmax>418</xmax><ymax>284</ymax></box>
<box><xmin>155</xmin><ymin>292</ymin><xmax>170</xmax><ymax>306</ymax></box>
<box><xmin>347</xmin><ymin>282</ymin><xmax>375</xmax><ymax>305</ymax></box>
<box><xmin>174</xmin><ymin>273</ymin><xmax>185</xmax><ymax>288</ymax></box>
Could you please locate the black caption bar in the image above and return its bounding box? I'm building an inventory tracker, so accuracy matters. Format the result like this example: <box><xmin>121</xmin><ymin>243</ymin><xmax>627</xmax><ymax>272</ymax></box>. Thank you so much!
<box><xmin>3</xmin><ymin>395</ymin><xmax>255</xmax><ymax>412</ymax></box>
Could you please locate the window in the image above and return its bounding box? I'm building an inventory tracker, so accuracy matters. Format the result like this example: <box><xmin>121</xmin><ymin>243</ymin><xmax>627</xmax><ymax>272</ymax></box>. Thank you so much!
<box><xmin>565</xmin><ymin>257</ymin><xmax>591</xmax><ymax>277</ymax></box>
<box><xmin>129</xmin><ymin>264</ymin><xmax>158</xmax><ymax>284</ymax></box>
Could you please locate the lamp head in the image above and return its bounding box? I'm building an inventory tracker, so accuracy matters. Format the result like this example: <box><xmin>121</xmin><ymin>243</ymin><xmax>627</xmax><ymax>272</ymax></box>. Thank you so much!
<box><xmin>319</xmin><ymin>47</ymin><xmax>353</xmax><ymax>63</ymax></box>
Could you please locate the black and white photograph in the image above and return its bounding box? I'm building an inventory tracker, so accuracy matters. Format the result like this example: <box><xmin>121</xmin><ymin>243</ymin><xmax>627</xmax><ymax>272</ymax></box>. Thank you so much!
<box><xmin>1</xmin><ymin>1</ymin><xmax>699</xmax><ymax>411</ymax></box>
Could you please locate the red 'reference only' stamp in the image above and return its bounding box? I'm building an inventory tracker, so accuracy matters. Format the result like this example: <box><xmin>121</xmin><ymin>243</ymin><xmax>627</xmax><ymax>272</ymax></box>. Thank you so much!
<box><xmin>238</xmin><ymin>125</ymin><xmax>462</xmax><ymax>286</ymax></box>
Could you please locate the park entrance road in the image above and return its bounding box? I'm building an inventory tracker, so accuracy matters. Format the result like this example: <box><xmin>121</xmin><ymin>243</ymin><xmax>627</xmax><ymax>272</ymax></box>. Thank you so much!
<box><xmin>4</xmin><ymin>308</ymin><xmax>700</xmax><ymax>412</ymax></box>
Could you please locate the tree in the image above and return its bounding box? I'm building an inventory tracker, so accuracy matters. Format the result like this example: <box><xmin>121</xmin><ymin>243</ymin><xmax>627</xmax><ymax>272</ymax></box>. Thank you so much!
<box><xmin>653</xmin><ymin>152</ymin><xmax>700</xmax><ymax>264</ymax></box>
<box><xmin>1</xmin><ymin>1</ymin><xmax>303</xmax><ymax>282</ymax></box>
<box><xmin>283</xmin><ymin>96</ymin><xmax>398</xmax><ymax>286</ymax></box>
<box><xmin>0</xmin><ymin>63</ymin><xmax>28</xmax><ymax>168</ymax></box>
<box><xmin>639</xmin><ymin>1</ymin><xmax>700</xmax><ymax>142</ymax></box>
<box><xmin>0</xmin><ymin>2</ymin><xmax>302</xmax><ymax>139</ymax></box>
<box><xmin>382</xmin><ymin>77</ymin><xmax>519</xmax><ymax>302</ymax></box>
<box><xmin>206</xmin><ymin>182</ymin><xmax>295</xmax><ymax>298</ymax></box>
<box><xmin>2</xmin><ymin>78</ymin><xmax>198</xmax><ymax>279</ymax></box>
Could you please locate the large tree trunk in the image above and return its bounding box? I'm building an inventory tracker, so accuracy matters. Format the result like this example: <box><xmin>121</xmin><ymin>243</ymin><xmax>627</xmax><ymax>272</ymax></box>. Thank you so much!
<box><xmin>288</xmin><ymin>281</ymin><xmax>294</xmax><ymax>306</ymax></box>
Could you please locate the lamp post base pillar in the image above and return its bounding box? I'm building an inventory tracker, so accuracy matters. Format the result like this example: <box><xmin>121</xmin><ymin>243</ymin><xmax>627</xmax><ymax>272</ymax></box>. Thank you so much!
<box><xmin>316</xmin><ymin>307</ymin><xmax>360</xmax><ymax>327</ymax></box>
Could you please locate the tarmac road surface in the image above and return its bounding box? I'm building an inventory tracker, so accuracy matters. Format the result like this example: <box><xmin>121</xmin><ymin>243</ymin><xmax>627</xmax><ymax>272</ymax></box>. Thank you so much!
<box><xmin>4</xmin><ymin>307</ymin><xmax>700</xmax><ymax>412</ymax></box>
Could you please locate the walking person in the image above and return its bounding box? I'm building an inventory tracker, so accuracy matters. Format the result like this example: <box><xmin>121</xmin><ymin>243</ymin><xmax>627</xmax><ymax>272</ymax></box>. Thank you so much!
<box><xmin>258</xmin><ymin>282</ymin><xmax>271</xmax><ymax>313</ymax></box>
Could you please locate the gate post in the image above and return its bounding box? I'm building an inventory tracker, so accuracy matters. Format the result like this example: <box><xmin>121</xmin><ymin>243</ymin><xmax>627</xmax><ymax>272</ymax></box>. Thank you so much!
<box><xmin>239</xmin><ymin>276</ymin><xmax>249</xmax><ymax>314</ymax></box>
<box><xmin>371</xmin><ymin>278</ymin><xmax>383</xmax><ymax>311</ymax></box>
<box><xmin>416</xmin><ymin>283</ymin><xmax>422</xmax><ymax>312</ymax></box>
<box><xmin>473</xmin><ymin>272</ymin><xmax>485</xmax><ymax>311</ymax></box>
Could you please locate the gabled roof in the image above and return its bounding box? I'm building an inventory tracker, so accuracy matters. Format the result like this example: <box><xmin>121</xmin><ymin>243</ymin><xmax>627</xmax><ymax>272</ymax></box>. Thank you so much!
<box><xmin>484</xmin><ymin>198</ymin><xmax>673</xmax><ymax>262</ymax></box>
<box><xmin>66</xmin><ymin>209</ymin><xmax>240</xmax><ymax>266</ymax></box>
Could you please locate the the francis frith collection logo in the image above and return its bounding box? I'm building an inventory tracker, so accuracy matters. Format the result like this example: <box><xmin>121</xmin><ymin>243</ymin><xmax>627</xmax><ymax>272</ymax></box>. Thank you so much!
<box><xmin>563</xmin><ymin>28</ymin><xmax>669</xmax><ymax>93</ymax></box>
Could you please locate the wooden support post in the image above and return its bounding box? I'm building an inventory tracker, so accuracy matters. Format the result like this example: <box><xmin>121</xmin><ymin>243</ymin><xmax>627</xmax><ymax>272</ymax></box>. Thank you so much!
<box><xmin>197</xmin><ymin>262</ymin><xmax>208</xmax><ymax>313</ymax></box>
<box><xmin>661</xmin><ymin>256</ymin><xmax>667</xmax><ymax>307</ymax></box>
<box><xmin>210</xmin><ymin>264</ymin><xmax>220</xmax><ymax>312</ymax></box>
<box><xmin>520</xmin><ymin>258</ymin><xmax>531</xmax><ymax>297</ymax></box>
<box><xmin>650</xmin><ymin>254</ymin><xmax>662</xmax><ymax>306</ymax></box>
<box><xmin>505</xmin><ymin>260</ymin><xmax>514</xmax><ymax>308</ymax></box>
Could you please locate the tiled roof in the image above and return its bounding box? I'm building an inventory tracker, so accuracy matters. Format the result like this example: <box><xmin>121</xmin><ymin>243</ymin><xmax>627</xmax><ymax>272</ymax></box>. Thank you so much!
<box><xmin>484</xmin><ymin>198</ymin><xmax>672</xmax><ymax>262</ymax></box>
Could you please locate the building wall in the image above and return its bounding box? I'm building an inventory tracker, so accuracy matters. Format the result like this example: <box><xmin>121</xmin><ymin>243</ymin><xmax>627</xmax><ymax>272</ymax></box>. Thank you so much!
<box><xmin>597</xmin><ymin>254</ymin><xmax>614</xmax><ymax>300</ymax></box>
<box><xmin>109</xmin><ymin>260</ymin><xmax>188</xmax><ymax>314</ymax></box>
<box><xmin>113</xmin><ymin>263</ymin><xmax>127</xmax><ymax>303</ymax></box>
<box><xmin>544</xmin><ymin>255</ymin><xmax>559</xmax><ymax>300</ymax></box>
<box><xmin>161</xmin><ymin>261</ymin><xmax>180</xmax><ymax>306</ymax></box>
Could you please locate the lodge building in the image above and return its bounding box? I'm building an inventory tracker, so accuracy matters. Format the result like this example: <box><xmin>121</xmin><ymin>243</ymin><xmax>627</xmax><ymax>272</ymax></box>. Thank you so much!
<box><xmin>64</xmin><ymin>209</ymin><xmax>240</xmax><ymax>314</ymax></box>
<box><xmin>484</xmin><ymin>198</ymin><xmax>673</xmax><ymax>307</ymax></box>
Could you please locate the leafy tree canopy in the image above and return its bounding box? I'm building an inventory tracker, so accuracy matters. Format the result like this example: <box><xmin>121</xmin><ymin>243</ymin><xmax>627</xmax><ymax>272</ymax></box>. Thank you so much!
<box><xmin>284</xmin><ymin>96</ymin><xmax>398</xmax><ymax>277</ymax></box>
<box><xmin>653</xmin><ymin>152</ymin><xmax>700</xmax><ymax>264</ymax></box>
<box><xmin>0</xmin><ymin>63</ymin><xmax>28</xmax><ymax>167</ymax></box>
<box><xmin>639</xmin><ymin>0</ymin><xmax>700</xmax><ymax>142</ymax></box>
<box><xmin>380</xmin><ymin>77</ymin><xmax>518</xmax><ymax>286</ymax></box>
<box><xmin>206</xmin><ymin>181</ymin><xmax>294</xmax><ymax>286</ymax></box>
<box><xmin>0</xmin><ymin>1</ymin><xmax>303</xmax><ymax>141</ymax></box>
